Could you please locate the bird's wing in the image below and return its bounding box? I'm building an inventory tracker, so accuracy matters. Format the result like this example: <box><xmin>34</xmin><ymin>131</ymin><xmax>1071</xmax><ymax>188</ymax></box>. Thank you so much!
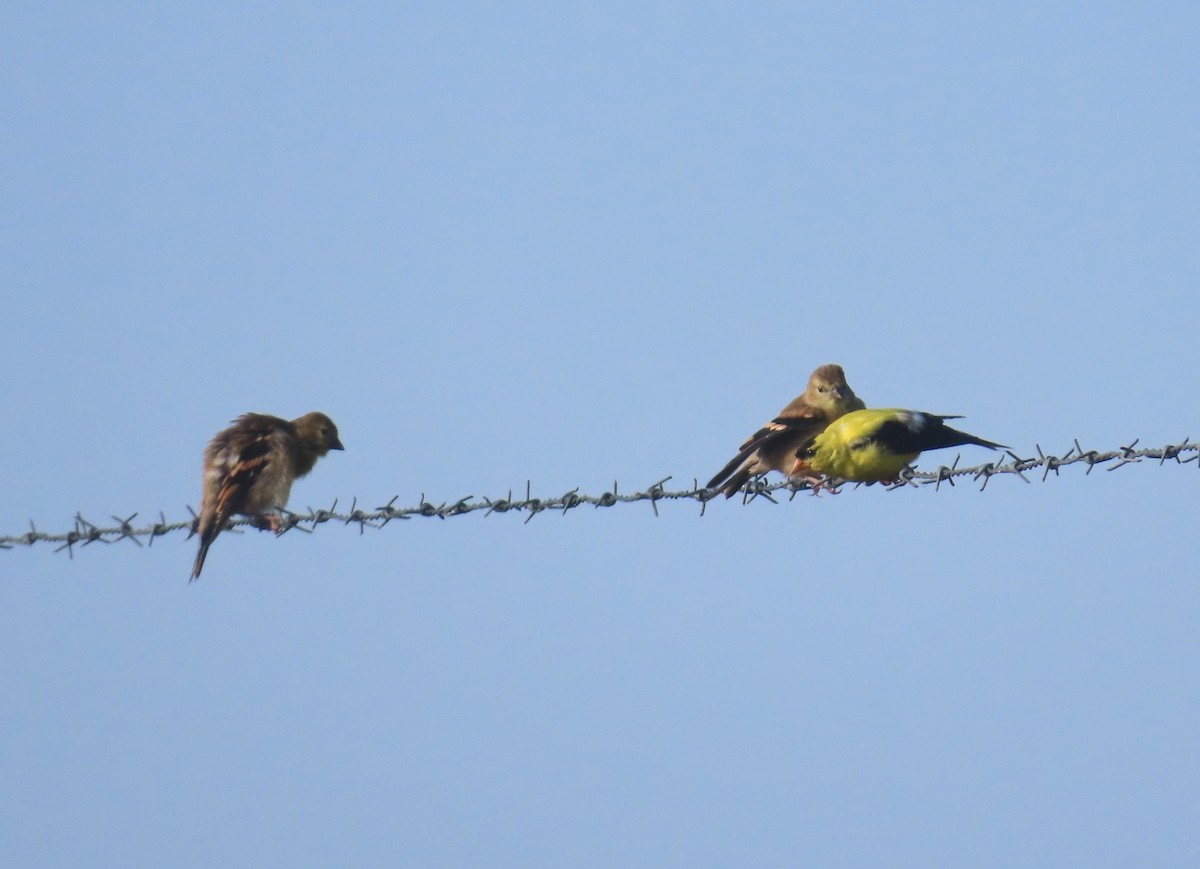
<box><xmin>209</xmin><ymin>425</ymin><xmax>281</xmax><ymax>522</ymax></box>
<box><xmin>872</xmin><ymin>414</ymin><xmax>1006</xmax><ymax>455</ymax></box>
<box><xmin>745</xmin><ymin>408</ymin><xmax>825</xmax><ymax>451</ymax></box>
<box><xmin>707</xmin><ymin>408</ymin><xmax>827</xmax><ymax>490</ymax></box>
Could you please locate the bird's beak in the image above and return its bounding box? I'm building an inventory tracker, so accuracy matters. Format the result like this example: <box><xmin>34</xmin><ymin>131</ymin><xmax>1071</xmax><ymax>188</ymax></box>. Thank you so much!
<box><xmin>331</xmin><ymin>437</ymin><xmax>345</xmax><ymax>451</ymax></box>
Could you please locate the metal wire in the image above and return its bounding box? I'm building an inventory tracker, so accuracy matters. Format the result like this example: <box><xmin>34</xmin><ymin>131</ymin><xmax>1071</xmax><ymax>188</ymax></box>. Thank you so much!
<box><xmin>2</xmin><ymin>438</ymin><xmax>1195</xmax><ymax>558</ymax></box>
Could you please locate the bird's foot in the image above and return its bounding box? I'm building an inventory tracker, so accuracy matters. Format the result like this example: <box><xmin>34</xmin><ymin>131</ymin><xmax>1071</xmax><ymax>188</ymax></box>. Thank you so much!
<box><xmin>789</xmin><ymin>469</ymin><xmax>837</xmax><ymax>495</ymax></box>
<box><xmin>809</xmin><ymin>476</ymin><xmax>842</xmax><ymax>496</ymax></box>
<box><xmin>250</xmin><ymin>513</ymin><xmax>284</xmax><ymax>534</ymax></box>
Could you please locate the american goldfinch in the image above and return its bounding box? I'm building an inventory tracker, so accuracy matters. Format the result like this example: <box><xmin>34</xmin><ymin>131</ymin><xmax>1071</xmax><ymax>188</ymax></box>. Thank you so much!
<box><xmin>191</xmin><ymin>411</ymin><xmax>344</xmax><ymax>581</ymax></box>
<box><xmin>706</xmin><ymin>364</ymin><xmax>866</xmax><ymax>498</ymax></box>
<box><xmin>793</xmin><ymin>408</ymin><xmax>1005</xmax><ymax>484</ymax></box>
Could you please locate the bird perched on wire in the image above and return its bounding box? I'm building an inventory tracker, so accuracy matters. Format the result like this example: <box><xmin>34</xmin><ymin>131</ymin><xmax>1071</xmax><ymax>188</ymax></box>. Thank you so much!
<box><xmin>706</xmin><ymin>364</ymin><xmax>866</xmax><ymax>498</ymax></box>
<box><xmin>190</xmin><ymin>411</ymin><xmax>344</xmax><ymax>581</ymax></box>
<box><xmin>792</xmin><ymin>408</ymin><xmax>1005</xmax><ymax>485</ymax></box>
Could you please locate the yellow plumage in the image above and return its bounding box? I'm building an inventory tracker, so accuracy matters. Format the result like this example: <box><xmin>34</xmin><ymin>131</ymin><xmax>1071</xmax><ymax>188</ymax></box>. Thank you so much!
<box><xmin>795</xmin><ymin>408</ymin><xmax>1006</xmax><ymax>483</ymax></box>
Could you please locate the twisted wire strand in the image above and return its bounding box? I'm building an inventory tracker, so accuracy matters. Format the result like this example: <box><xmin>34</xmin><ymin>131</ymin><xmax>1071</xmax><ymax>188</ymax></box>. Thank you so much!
<box><xmin>2</xmin><ymin>438</ymin><xmax>1194</xmax><ymax>558</ymax></box>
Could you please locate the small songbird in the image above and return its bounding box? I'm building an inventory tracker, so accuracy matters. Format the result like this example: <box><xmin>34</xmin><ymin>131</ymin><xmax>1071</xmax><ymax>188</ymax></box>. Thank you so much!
<box><xmin>191</xmin><ymin>411</ymin><xmax>344</xmax><ymax>581</ymax></box>
<box><xmin>792</xmin><ymin>408</ymin><xmax>1005</xmax><ymax>484</ymax></box>
<box><xmin>706</xmin><ymin>364</ymin><xmax>866</xmax><ymax>498</ymax></box>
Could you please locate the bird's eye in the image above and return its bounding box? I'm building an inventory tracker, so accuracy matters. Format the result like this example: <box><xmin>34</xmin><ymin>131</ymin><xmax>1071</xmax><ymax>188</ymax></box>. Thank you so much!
<box><xmin>817</xmin><ymin>385</ymin><xmax>827</xmax><ymax>393</ymax></box>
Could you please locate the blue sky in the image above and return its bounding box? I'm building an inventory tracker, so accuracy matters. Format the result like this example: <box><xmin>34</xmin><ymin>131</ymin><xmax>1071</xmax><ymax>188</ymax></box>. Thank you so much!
<box><xmin>3</xmin><ymin>2</ymin><xmax>1198</xmax><ymax>866</ymax></box>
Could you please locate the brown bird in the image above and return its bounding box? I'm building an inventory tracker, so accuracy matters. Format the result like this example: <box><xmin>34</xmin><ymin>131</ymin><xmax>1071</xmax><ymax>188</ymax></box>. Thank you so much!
<box><xmin>706</xmin><ymin>364</ymin><xmax>865</xmax><ymax>498</ymax></box>
<box><xmin>191</xmin><ymin>411</ymin><xmax>344</xmax><ymax>581</ymax></box>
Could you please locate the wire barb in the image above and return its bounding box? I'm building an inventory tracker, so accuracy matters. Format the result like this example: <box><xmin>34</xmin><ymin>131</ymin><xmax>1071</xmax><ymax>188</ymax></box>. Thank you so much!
<box><xmin>3</xmin><ymin>438</ymin><xmax>1195</xmax><ymax>554</ymax></box>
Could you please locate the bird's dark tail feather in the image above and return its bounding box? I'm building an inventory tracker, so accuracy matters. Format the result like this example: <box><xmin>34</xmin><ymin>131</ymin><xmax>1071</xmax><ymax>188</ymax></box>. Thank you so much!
<box><xmin>189</xmin><ymin>528</ymin><xmax>218</xmax><ymax>582</ymax></box>
<box><xmin>706</xmin><ymin>451</ymin><xmax>755</xmax><ymax>498</ymax></box>
<box><xmin>719</xmin><ymin>467</ymin><xmax>754</xmax><ymax>499</ymax></box>
<box><xmin>932</xmin><ymin>419</ymin><xmax>1007</xmax><ymax>452</ymax></box>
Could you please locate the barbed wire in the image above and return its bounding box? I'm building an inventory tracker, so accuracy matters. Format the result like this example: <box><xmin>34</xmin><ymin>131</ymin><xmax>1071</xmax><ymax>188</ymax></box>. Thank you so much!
<box><xmin>2</xmin><ymin>438</ymin><xmax>1195</xmax><ymax>558</ymax></box>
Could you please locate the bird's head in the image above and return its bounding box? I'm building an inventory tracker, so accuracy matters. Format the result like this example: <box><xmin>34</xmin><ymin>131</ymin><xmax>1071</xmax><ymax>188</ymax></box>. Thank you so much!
<box><xmin>293</xmin><ymin>411</ymin><xmax>345</xmax><ymax>456</ymax></box>
<box><xmin>805</xmin><ymin>364</ymin><xmax>859</xmax><ymax>413</ymax></box>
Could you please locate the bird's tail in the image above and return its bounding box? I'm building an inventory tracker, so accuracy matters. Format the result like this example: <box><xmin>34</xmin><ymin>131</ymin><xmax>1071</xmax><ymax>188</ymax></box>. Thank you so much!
<box><xmin>719</xmin><ymin>466</ymin><xmax>755</xmax><ymax>499</ymax></box>
<box><xmin>932</xmin><ymin>417</ymin><xmax>1008</xmax><ymax>451</ymax></box>
<box><xmin>189</xmin><ymin>524</ymin><xmax>219</xmax><ymax>582</ymax></box>
<box><xmin>706</xmin><ymin>451</ymin><xmax>756</xmax><ymax>498</ymax></box>
<box><xmin>189</xmin><ymin>544</ymin><xmax>209</xmax><ymax>582</ymax></box>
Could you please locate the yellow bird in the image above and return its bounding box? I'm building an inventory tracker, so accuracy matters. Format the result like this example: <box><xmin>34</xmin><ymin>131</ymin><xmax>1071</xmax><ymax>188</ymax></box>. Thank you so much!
<box><xmin>793</xmin><ymin>408</ymin><xmax>1006</xmax><ymax>484</ymax></box>
<box><xmin>707</xmin><ymin>364</ymin><xmax>866</xmax><ymax>498</ymax></box>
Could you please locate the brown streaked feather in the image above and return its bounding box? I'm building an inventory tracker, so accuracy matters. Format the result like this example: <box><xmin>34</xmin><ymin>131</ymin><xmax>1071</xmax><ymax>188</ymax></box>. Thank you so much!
<box><xmin>707</xmin><ymin>412</ymin><xmax>831</xmax><ymax>497</ymax></box>
<box><xmin>191</xmin><ymin>411</ymin><xmax>342</xmax><ymax>581</ymax></box>
<box><xmin>705</xmin><ymin>363</ymin><xmax>865</xmax><ymax>498</ymax></box>
<box><xmin>192</xmin><ymin>440</ymin><xmax>275</xmax><ymax>581</ymax></box>
<box><xmin>736</xmin><ymin>406</ymin><xmax>823</xmax><ymax>452</ymax></box>
<box><xmin>190</xmin><ymin>415</ymin><xmax>292</xmax><ymax>582</ymax></box>
<box><xmin>211</xmin><ymin>439</ymin><xmax>273</xmax><ymax>522</ymax></box>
